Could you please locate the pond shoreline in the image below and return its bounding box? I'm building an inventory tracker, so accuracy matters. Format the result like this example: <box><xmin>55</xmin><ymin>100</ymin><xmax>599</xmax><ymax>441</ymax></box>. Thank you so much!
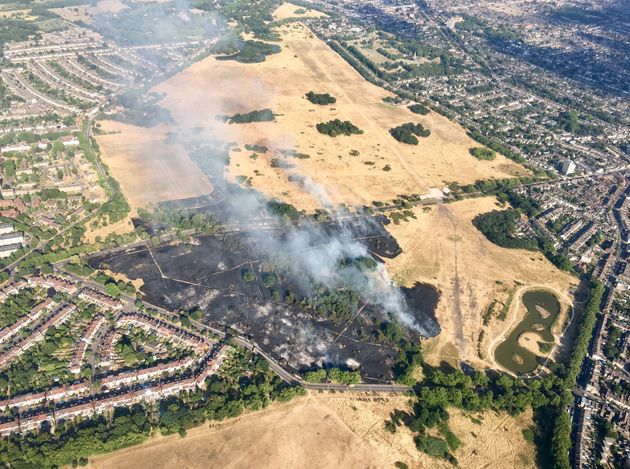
<box><xmin>491</xmin><ymin>287</ymin><xmax>571</xmax><ymax>375</ymax></box>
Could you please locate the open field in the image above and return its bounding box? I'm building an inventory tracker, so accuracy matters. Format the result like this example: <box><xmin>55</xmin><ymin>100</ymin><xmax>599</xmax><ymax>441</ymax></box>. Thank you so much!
<box><xmin>84</xmin><ymin>397</ymin><xmax>386</xmax><ymax>469</ymax></box>
<box><xmin>84</xmin><ymin>212</ymin><xmax>136</xmax><ymax>243</ymax></box>
<box><xmin>52</xmin><ymin>0</ymin><xmax>127</xmax><ymax>23</ymax></box>
<box><xmin>96</xmin><ymin>120</ymin><xmax>213</xmax><ymax>210</ymax></box>
<box><xmin>150</xmin><ymin>22</ymin><xmax>526</xmax><ymax>211</ymax></box>
<box><xmin>0</xmin><ymin>9</ymin><xmax>36</xmax><ymax>19</ymax></box>
<box><xmin>315</xmin><ymin>393</ymin><xmax>537</xmax><ymax>469</ymax></box>
<box><xmin>83</xmin><ymin>394</ymin><xmax>537</xmax><ymax>469</ymax></box>
<box><xmin>272</xmin><ymin>2</ymin><xmax>327</xmax><ymax>20</ymax></box>
<box><xmin>384</xmin><ymin>197</ymin><xmax>577</xmax><ymax>368</ymax></box>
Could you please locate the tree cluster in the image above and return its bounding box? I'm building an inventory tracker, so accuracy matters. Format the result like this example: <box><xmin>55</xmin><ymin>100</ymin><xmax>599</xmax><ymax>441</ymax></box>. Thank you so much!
<box><xmin>473</xmin><ymin>209</ymin><xmax>538</xmax><ymax>250</ymax></box>
<box><xmin>316</xmin><ymin>119</ymin><xmax>363</xmax><ymax>137</ymax></box>
<box><xmin>469</xmin><ymin>147</ymin><xmax>496</xmax><ymax>160</ymax></box>
<box><xmin>216</xmin><ymin>40</ymin><xmax>281</xmax><ymax>64</ymax></box>
<box><xmin>408</xmin><ymin>104</ymin><xmax>430</xmax><ymax>115</ymax></box>
<box><xmin>305</xmin><ymin>91</ymin><xmax>336</xmax><ymax>105</ymax></box>
<box><xmin>229</xmin><ymin>108</ymin><xmax>275</xmax><ymax>124</ymax></box>
<box><xmin>389</xmin><ymin>123</ymin><xmax>430</xmax><ymax>145</ymax></box>
<box><xmin>267</xmin><ymin>200</ymin><xmax>301</xmax><ymax>221</ymax></box>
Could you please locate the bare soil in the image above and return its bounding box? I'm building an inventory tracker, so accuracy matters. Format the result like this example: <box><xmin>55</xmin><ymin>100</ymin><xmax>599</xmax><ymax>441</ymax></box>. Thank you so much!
<box><xmin>518</xmin><ymin>331</ymin><xmax>545</xmax><ymax>356</ymax></box>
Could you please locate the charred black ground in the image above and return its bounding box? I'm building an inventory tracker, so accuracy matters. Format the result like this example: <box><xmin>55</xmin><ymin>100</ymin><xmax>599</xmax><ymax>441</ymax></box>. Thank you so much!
<box><xmin>90</xmin><ymin>218</ymin><xmax>440</xmax><ymax>381</ymax></box>
<box><xmin>91</xmin><ymin>137</ymin><xmax>440</xmax><ymax>381</ymax></box>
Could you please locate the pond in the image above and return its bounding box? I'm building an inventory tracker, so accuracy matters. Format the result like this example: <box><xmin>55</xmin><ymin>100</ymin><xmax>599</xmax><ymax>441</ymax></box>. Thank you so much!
<box><xmin>494</xmin><ymin>289</ymin><xmax>561</xmax><ymax>374</ymax></box>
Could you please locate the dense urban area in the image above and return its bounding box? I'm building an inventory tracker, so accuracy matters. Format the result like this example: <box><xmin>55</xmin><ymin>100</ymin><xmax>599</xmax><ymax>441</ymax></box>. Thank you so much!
<box><xmin>0</xmin><ymin>0</ymin><xmax>626</xmax><ymax>468</ymax></box>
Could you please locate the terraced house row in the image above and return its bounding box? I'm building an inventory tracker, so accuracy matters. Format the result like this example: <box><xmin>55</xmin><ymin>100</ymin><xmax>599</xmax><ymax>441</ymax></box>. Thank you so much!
<box><xmin>0</xmin><ymin>345</ymin><xmax>230</xmax><ymax>436</ymax></box>
<box><xmin>0</xmin><ymin>303</ymin><xmax>77</xmax><ymax>368</ymax></box>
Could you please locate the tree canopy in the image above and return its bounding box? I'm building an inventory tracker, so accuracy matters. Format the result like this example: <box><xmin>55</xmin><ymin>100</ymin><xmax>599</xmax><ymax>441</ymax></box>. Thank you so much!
<box><xmin>316</xmin><ymin>119</ymin><xmax>363</xmax><ymax>137</ymax></box>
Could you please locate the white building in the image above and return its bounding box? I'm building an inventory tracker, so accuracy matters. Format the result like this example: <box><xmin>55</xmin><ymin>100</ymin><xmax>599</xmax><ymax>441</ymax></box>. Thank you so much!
<box><xmin>60</xmin><ymin>136</ymin><xmax>80</xmax><ymax>146</ymax></box>
<box><xmin>0</xmin><ymin>224</ymin><xmax>24</xmax><ymax>258</ymax></box>
<box><xmin>562</xmin><ymin>160</ymin><xmax>576</xmax><ymax>175</ymax></box>
<box><xmin>0</xmin><ymin>144</ymin><xmax>30</xmax><ymax>153</ymax></box>
<box><xmin>0</xmin><ymin>223</ymin><xmax>13</xmax><ymax>235</ymax></box>
<box><xmin>0</xmin><ymin>231</ymin><xmax>24</xmax><ymax>247</ymax></box>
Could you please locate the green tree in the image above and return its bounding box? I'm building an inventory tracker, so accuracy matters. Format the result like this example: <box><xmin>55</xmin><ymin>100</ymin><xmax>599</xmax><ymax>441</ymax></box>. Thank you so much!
<box><xmin>104</xmin><ymin>282</ymin><xmax>121</xmax><ymax>298</ymax></box>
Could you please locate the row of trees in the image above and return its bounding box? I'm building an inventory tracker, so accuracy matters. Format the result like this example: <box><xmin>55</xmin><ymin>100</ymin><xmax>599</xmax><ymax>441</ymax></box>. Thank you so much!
<box><xmin>136</xmin><ymin>207</ymin><xmax>218</xmax><ymax>234</ymax></box>
<box><xmin>466</xmin><ymin>129</ymin><xmax>526</xmax><ymax>164</ymax></box>
<box><xmin>549</xmin><ymin>281</ymin><xmax>604</xmax><ymax>469</ymax></box>
<box><xmin>303</xmin><ymin>367</ymin><xmax>361</xmax><ymax>384</ymax></box>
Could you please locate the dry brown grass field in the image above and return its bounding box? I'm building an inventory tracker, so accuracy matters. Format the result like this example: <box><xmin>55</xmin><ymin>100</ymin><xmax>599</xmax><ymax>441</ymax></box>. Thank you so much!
<box><xmin>84</xmin><ymin>397</ymin><xmax>386</xmax><ymax>469</ymax></box>
<box><xmin>149</xmin><ymin>22</ymin><xmax>525</xmax><ymax>211</ymax></box>
<box><xmin>52</xmin><ymin>0</ymin><xmax>127</xmax><ymax>23</ymax></box>
<box><xmin>272</xmin><ymin>2</ymin><xmax>327</xmax><ymax>20</ymax></box>
<box><xmin>315</xmin><ymin>393</ymin><xmax>537</xmax><ymax>469</ymax></box>
<box><xmin>96</xmin><ymin>121</ymin><xmax>213</xmax><ymax>210</ymax></box>
<box><xmin>83</xmin><ymin>394</ymin><xmax>537</xmax><ymax>469</ymax></box>
<box><xmin>0</xmin><ymin>9</ymin><xmax>36</xmax><ymax>19</ymax></box>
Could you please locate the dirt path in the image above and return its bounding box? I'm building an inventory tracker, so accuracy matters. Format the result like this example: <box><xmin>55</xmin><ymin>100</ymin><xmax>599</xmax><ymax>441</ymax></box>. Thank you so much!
<box><xmin>438</xmin><ymin>204</ymin><xmax>465</xmax><ymax>354</ymax></box>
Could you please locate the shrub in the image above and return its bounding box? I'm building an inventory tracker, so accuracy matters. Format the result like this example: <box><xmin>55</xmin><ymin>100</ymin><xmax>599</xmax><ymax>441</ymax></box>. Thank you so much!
<box><xmin>415</xmin><ymin>435</ymin><xmax>450</xmax><ymax>459</ymax></box>
<box><xmin>229</xmin><ymin>109</ymin><xmax>274</xmax><ymax>124</ymax></box>
<box><xmin>244</xmin><ymin>144</ymin><xmax>268</xmax><ymax>153</ymax></box>
<box><xmin>522</xmin><ymin>428</ymin><xmax>535</xmax><ymax>443</ymax></box>
<box><xmin>469</xmin><ymin>147</ymin><xmax>496</xmax><ymax>160</ymax></box>
<box><xmin>242</xmin><ymin>269</ymin><xmax>255</xmax><ymax>282</ymax></box>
